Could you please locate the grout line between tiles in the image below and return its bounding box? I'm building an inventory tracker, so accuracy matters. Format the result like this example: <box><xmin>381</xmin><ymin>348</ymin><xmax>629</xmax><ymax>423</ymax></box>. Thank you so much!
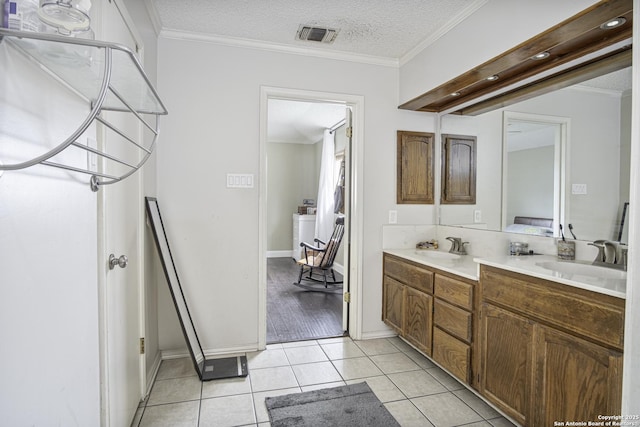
<box><xmin>140</xmin><ymin>337</ymin><xmax>515</xmax><ymax>427</ymax></box>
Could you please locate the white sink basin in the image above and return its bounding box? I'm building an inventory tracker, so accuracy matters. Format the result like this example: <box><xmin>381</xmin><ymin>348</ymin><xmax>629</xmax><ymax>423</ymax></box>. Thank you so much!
<box><xmin>535</xmin><ymin>261</ymin><xmax>626</xmax><ymax>281</ymax></box>
<box><xmin>414</xmin><ymin>250</ymin><xmax>461</xmax><ymax>260</ymax></box>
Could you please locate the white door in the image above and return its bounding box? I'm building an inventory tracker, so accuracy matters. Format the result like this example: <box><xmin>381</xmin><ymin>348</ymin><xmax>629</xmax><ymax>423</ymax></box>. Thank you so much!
<box><xmin>98</xmin><ymin>1</ymin><xmax>144</xmax><ymax>425</ymax></box>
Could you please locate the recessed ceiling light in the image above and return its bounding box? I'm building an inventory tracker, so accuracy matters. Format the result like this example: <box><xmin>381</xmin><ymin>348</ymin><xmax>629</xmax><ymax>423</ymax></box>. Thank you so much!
<box><xmin>600</xmin><ymin>17</ymin><xmax>626</xmax><ymax>30</ymax></box>
<box><xmin>450</xmin><ymin>92</ymin><xmax>461</xmax><ymax>97</ymax></box>
<box><xmin>531</xmin><ymin>52</ymin><xmax>550</xmax><ymax>60</ymax></box>
<box><xmin>486</xmin><ymin>75</ymin><xmax>499</xmax><ymax>81</ymax></box>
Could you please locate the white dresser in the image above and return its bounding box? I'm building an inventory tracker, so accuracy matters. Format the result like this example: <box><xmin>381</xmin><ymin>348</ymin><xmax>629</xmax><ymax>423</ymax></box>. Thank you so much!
<box><xmin>292</xmin><ymin>214</ymin><xmax>316</xmax><ymax>259</ymax></box>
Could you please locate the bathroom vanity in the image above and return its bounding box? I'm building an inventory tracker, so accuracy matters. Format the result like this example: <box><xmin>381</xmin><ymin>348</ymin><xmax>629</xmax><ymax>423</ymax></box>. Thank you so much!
<box><xmin>382</xmin><ymin>249</ymin><xmax>625</xmax><ymax>426</ymax></box>
<box><xmin>383</xmin><ymin>250</ymin><xmax>478</xmax><ymax>385</ymax></box>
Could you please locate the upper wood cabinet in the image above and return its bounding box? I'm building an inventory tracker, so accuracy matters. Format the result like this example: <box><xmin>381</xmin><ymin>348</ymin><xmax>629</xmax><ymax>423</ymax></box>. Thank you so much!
<box><xmin>441</xmin><ymin>134</ymin><xmax>476</xmax><ymax>204</ymax></box>
<box><xmin>397</xmin><ymin>131</ymin><xmax>434</xmax><ymax>204</ymax></box>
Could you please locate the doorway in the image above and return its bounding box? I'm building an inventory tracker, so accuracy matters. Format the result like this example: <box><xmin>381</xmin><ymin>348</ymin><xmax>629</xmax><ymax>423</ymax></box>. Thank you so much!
<box><xmin>265</xmin><ymin>99</ymin><xmax>346</xmax><ymax>344</ymax></box>
<box><xmin>259</xmin><ymin>87</ymin><xmax>364</xmax><ymax>348</ymax></box>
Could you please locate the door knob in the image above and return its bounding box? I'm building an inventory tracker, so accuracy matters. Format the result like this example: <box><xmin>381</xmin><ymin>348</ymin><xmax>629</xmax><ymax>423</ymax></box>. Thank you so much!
<box><xmin>109</xmin><ymin>254</ymin><xmax>128</xmax><ymax>270</ymax></box>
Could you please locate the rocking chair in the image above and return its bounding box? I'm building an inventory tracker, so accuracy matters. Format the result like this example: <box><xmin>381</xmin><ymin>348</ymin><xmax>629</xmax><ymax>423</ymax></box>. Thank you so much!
<box><xmin>293</xmin><ymin>215</ymin><xmax>345</xmax><ymax>293</ymax></box>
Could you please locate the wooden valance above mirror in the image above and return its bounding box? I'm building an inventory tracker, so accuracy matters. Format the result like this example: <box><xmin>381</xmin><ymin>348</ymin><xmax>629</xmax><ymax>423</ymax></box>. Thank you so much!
<box><xmin>399</xmin><ymin>0</ymin><xmax>632</xmax><ymax>116</ymax></box>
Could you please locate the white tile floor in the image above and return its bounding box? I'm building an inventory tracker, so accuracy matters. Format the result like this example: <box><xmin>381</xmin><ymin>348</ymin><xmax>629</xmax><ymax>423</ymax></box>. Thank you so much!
<box><xmin>133</xmin><ymin>336</ymin><xmax>517</xmax><ymax>427</ymax></box>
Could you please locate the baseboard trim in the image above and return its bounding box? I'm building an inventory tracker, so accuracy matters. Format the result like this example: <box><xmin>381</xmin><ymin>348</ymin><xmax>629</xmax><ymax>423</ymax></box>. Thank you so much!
<box><xmin>359</xmin><ymin>330</ymin><xmax>397</xmax><ymax>340</ymax></box>
<box><xmin>267</xmin><ymin>250</ymin><xmax>293</xmax><ymax>258</ymax></box>
<box><xmin>266</xmin><ymin>253</ymin><xmax>344</xmax><ymax>277</ymax></box>
<box><xmin>160</xmin><ymin>344</ymin><xmax>259</xmax><ymax>361</ymax></box>
<box><xmin>332</xmin><ymin>263</ymin><xmax>344</xmax><ymax>275</ymax></box>
<box><xmin>144</xmin><ymin>351</ymin><xmax>162</xmax><ymax>398</ymax></box>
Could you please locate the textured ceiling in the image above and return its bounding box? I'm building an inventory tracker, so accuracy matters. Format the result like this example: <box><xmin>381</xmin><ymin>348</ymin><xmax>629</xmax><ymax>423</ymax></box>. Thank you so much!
<box><xmin>147</xmin><ymin>0</ymin><xmax>484</xmax><ymax>143</ymax></box>
<box><xmin>147</xmin><ymin>1</ymin><xmax>631</xmax><ymax>144</ymax></box>
<box><xmin>149</xmin><ymin>0</ymin><xmax>483</xmax><ymax>60</ymax></box>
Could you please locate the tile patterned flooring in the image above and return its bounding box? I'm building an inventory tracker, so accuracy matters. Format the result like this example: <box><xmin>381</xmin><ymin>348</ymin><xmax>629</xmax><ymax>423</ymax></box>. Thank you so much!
<box><xmin>134</xmin><ymin>336</ymin><xmax>517</xmax><ymax>427</ymax></box>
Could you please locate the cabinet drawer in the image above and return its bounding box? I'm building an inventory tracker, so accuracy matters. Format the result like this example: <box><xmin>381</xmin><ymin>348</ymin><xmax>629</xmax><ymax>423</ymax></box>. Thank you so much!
<box><xmin>434</xmin><ymin>299</ymin><xmax>472</xmax><ymax>343</ymax></box>
<box><xmin>481</xmin><ymin>266</ymin><xmax>625</xmax><ymax>350</ymax></box>
<box><xmin>384</xmin><ymin>255</ymin><xmax>434</xmax><ymax>294</ymax></box>
<box><xmin>432</xmin><ymin>327</ymin><xmax>470</xmax><ymax>383</ymax></box>
<box><xmin>434</xmin><ymin>274</ymin><xmax>474</xmax><ymax>310</ymax></box>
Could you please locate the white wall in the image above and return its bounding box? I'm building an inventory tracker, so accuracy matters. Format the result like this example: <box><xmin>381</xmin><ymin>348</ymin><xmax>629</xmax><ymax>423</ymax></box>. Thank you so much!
<box><xmin>507</xmin><ymin>145</ymin><xmax>555</xmax><ymax>221</ymax></box>
<box><xmin>0</xmin><ymin>37</ymin><xmax>100</xmax><ymax>427</ymax></box>
<box><xmin>155</xmin><ymin>35</ymin><xmax>436</xmax><ymax>352</ymax></box>
<box><xmin>267</xmin><ymin>142</ymin><xmax>320</xmax><ymax>252</ymax></box>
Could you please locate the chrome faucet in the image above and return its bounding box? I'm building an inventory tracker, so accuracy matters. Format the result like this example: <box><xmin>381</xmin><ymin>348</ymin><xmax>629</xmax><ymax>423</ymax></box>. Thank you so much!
<box><xmin>446</xmin><ymin>237</ymin><xmax>468</xmax><ymax>255</ymax></box>
<box><xmin>588</xmin><ymin>240</ymin><xmax>617</xmax><ymax>264</ymax></box>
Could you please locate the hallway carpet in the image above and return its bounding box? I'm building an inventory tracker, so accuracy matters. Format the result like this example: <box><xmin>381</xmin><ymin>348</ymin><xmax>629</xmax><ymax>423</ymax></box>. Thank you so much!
<box><xmin>267</xmin><ymin>257</ymin><xmax>343</xmax><ymax>344</ymax></box>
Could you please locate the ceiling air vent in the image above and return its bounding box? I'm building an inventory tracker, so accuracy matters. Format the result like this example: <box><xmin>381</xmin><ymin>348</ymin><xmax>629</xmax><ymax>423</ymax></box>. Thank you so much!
<box><xmin>296</xmin><ymin>25</ymin><xmax>339</xmax><ymax>44</ymax></box>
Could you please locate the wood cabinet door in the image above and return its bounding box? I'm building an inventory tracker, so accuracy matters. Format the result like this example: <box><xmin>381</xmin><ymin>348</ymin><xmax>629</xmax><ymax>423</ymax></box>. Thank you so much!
<box><xmin>382</xmin><ymin>276</ymin><xmax>404</xmax><ymax>333</ymax></box>
<box><xmin>397</xmin><ymin>131</ymin><xmax>434</xmax><ymax>204</ymax></box>
<box><xmin>441</xmin><ymin>134</ymin><xmax>476</xmax><ymax>204</ymax></box>
<box><xmin>532</xmin><ymin>325</ymin><xmax>623</xmax><ymax>426</ymax></box>
<box><xmin>404</xmin><ymin>286</ymin><xmax>433</xmax><ymax>355</ymax></box>
<box><xmin>479</xmin><ymin>303</ymin><xmax>533</xmax><ymax>426</ymax></box>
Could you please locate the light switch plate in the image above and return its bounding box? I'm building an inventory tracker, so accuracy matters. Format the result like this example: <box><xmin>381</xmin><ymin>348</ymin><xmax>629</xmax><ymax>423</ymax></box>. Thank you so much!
<box><xmin>474</xmin><ymin>210</ymin><xmax>482</xmax><ymax>223</ymax></box>
<box><xmin>572</xmin><ymin>183</ymin><xmax>587</xmax><ymax>195</ymax></box>
<box><xmin>227</xmin><ymin>173</ymin><xmax>254</xmax><ymax>188</ymax></box>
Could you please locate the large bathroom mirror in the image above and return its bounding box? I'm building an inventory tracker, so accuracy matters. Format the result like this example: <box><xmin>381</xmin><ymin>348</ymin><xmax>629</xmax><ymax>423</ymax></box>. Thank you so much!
<box><xmin>439</xmin><ymin>65</ymin><xmax>632</xmax><ymax>243</ymax></box>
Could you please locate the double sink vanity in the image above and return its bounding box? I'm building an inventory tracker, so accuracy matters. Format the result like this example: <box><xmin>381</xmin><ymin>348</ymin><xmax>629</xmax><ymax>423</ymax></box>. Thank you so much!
<box><xmin>382</xmin><ymin>243</ymin><xmax>625</xmax><ymax>426</ymax></box>
<box><xmin>384</xmin><ymin>2</ymin><xmax>631</xmax><ymax>424</ymax></box>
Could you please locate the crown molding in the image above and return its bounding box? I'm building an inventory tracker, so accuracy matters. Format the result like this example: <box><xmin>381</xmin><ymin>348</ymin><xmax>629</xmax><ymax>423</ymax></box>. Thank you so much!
<box><xmin>159</xmin><ymin>28</ymin><xmax>400</xmax><ymax>68</ymax></box>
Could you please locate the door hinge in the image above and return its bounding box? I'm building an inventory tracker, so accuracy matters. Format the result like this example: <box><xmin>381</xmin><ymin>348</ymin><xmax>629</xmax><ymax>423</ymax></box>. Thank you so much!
<box><xmin>344</xmin><ymin>292</ymin><xmax>351</xmax><ymax>303</ymax></box>
<box><xmin>139</xmin><ymin>337</ymin><xmax>145</xmax><ymax>354</ymax></box>
<box><xmin>346</xmin><ymin>127</ymin><xmax>353</xmax><ymax>138</ymax></box>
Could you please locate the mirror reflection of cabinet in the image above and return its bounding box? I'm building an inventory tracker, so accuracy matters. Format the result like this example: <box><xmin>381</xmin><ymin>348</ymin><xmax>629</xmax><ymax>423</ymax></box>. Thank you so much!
<box><xmin>397</xmin><ymin>131</ymin><xmax>434</xmax><ymax>204</ymax></box>
<box><xmin>441</xmin><ymin>134</ymin><xmax>476</xmax><ymax>204</ymax></box>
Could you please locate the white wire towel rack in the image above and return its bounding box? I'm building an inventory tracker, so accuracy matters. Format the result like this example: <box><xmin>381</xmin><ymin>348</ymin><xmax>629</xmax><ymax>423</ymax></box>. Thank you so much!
<box><xmin>0</xmin><ymin>28</ymin><xmax>168</xmax><ymax>191</ymax></box>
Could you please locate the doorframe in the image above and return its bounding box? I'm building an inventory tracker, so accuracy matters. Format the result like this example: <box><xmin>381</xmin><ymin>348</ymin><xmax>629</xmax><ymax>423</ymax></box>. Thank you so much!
<box><xmin>501</xmin><ymin>111</ymin><xmax>570</xmax><ymax>236</ymax></box>
<box><xmin>258</xmin><ymin>87</ymin><xmax>365</xmax><ymax>349</ymax></box>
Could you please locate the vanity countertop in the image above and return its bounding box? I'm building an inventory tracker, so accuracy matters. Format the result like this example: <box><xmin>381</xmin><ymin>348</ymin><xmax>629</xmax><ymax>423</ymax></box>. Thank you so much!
<box><xmin>383</xmin><ymin>249</ymin><xmax>626</xmax><ymax>299</ymax></box>
<box><xmin>383</xmin><ymin>248</ymin><xmax>479</xmax><ymax>281</ymax></box>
